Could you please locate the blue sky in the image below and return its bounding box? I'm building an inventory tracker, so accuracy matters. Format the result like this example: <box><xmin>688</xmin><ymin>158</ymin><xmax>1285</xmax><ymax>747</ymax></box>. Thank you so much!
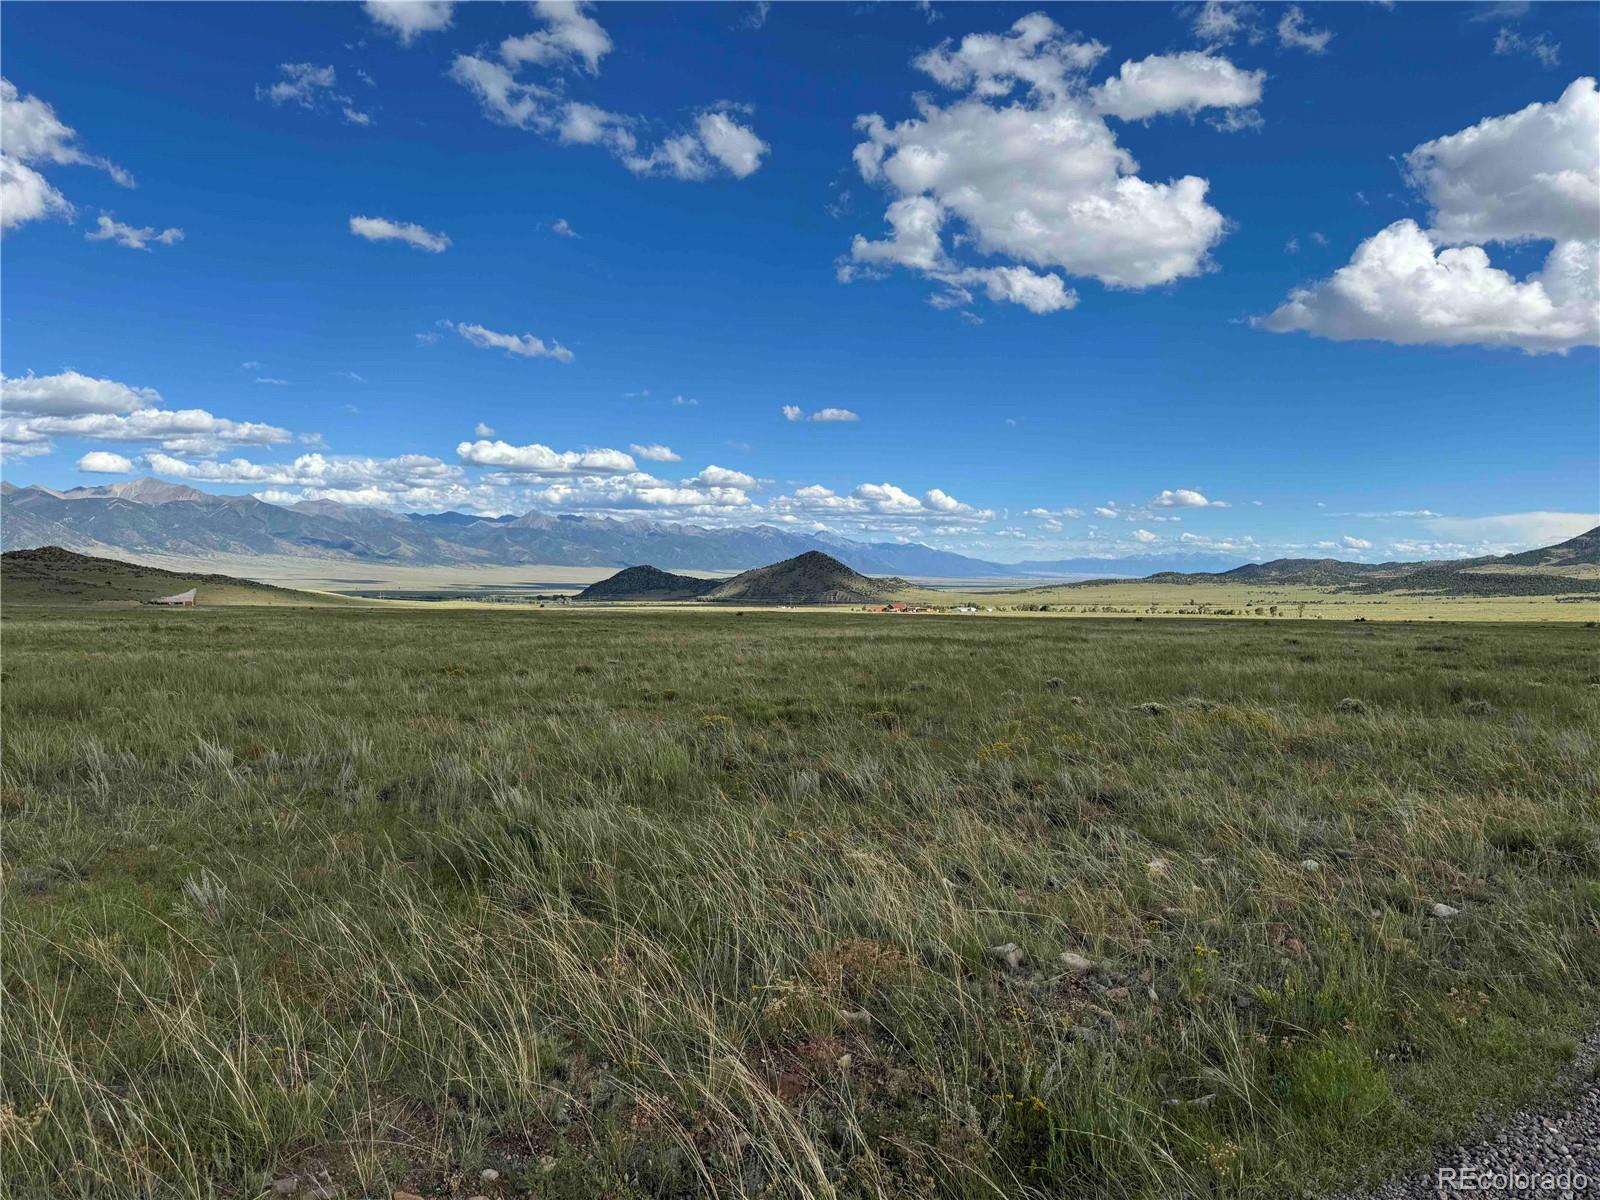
<box><xmin>2</xmin><ymin>0</ymin><xmax>1596</xmax><ymax>563</ymax></box>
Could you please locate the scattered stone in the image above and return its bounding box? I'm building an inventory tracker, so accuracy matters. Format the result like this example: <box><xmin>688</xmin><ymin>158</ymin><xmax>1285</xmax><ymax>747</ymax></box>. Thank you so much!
<box><xmin>479</xmin><ymin>1168</ymin><xmax>500</xmax><ymax>1184</ymax></box>
<box><xmin>304</xmin><ymin>1185</ymin><xmax>336</xmax><ymax>1200</ymax></box>
<box><xmin>1299</xmin><ymin>858</ymin><xmax>1321</xmax><ymax>872</ymax></box>
<box><xmin>988</xmin><ymin>942</ymin><xmax>1026</xmax><ymax>970</ymax></box>
<box><xmin>538</xmin><ymin>1156</ymin><xmax>558</xmax><ymax>1174</ymax></box>
<box><xmin>1134</xmin><ymin>701</ymin><xmax>1169</xmax><ymax>716</ymax></box>
<box><xmin>272</xmin><ymin>1180</ymin><xmax>299</xmax><ymax>1197</ymax></box>
<box><xmin>392</xmin><ymin>1192</ymin><xmax>423</xmax><ymax>1200</ymax></box>
<box><xmin>1337</xmin><ymin>697</ymin><xmax>1368</xmax><ymax>714</ymax></box>
<box><xmin>1059</xmin><ymin>950</ymin><xmax>1095</xmax><ymax>975</ymax></box>
<box><xmin>1045</xmin><ymin>677</ymin><xmax>1067</xmax><ymax>690</ymax></box>
<box><xmin>1146</xmin><ymin>857</ymin><xmax>1172</xmax><ymax>879</ymax></box>
<box><xmin>1431</xmin><ymin>902</ymin><xmax>1461</xmax><ymax>919</ymax></box>
<box><xmin>1104</xmin><ymin>985</ymin><xmax>1131</xmax><ymax>1003</ymax></box>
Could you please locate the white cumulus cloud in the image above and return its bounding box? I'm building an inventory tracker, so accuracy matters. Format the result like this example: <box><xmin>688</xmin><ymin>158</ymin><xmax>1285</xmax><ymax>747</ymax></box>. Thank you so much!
<box><xmin>629</xmin><ymin>442</ymin><xmax>681</xmax><ymax>462</ymax></box>
<box><xmin>1090</xmin><ymin>52</ymin><xmax>1263</xmax><ymax>124</ymax></box>
<box><xmin>1264</xmin><ymin>78</ymin><xmax>1599</xmax><ymax>353</ymax></box>
<box><xmin>456</xmin><ymin>438</ymin><xmax>635</xmax><ymax>474</ymax></box>
<box><xmin>77</xmin><ymin>450</ymin><xmax>135</xmax><ymax>474</ymax></box>
<box><xmin>364</xmin><ymin>0</ymin><xmax>455</xmax><ymax>45</ymax></box>
<box><xmin>1</xmin><ymin>77</ymin><xmax>132</xmax><ymax>234</ymax></box>
<box><xmin>842</xmin><ymin>14</ymin><xmax>1237</xmax><ymax>316</ymax></box>
<box><xmin>450</xmin><ymin>4</ymin><xmax>767</xmax><ymax>183</ymax></box>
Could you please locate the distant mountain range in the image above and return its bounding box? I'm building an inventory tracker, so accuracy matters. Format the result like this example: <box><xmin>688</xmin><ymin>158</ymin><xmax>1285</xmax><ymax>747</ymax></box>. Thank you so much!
<box><xmin>2</xmin><ymin>479</ymin><xmax>1595</xmax><ymax>589</ymax></box>
<box><xmin>0</xmin><ymin>477</ymin><xmax>1248</xmax><ymax>579</ymax></box>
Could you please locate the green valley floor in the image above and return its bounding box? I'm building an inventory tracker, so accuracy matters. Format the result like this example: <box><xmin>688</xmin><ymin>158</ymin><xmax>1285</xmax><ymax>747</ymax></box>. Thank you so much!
<box><xmin>2</xmin><ymin>607</ymin><xmax>1596</xmax><ymax>1199</ymax></box>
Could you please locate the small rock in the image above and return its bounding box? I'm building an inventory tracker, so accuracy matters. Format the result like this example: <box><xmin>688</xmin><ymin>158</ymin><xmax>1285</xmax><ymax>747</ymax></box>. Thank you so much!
<box><xmin>1431</xmin><ymin>902</ymin><xmax>1461</xmax><ymax>919</ymax></box>
<box><xmin>539</xmin><ymin>1156</ymin><xmax>558</xmax><ymax>1174</ymax></box>
<box><xmin>1134</xmin><ymin>701</ymin><xmax>1169</xmax><ymax>716</ymax></box>
<box><xmin>480</xmin><ymin>1168</ymin><xmax>500</xmax><ymax>1184</ymax></box>
<box><xmin>988</xmin><ymin>942</ymin><xmax>1026</xmax><ymax>970</ymax></box>
<box><xmin>392</xmin><ymin>1192</ymin><xmax>423</xmax><ymax>1200</ymax></box>
<box><xmin>1146</xmin><ymin>857</ymin><xmax>1172</xmax><ymax>879</ymax></box>
<box><xmin>1104</xmin><ymin>985</ymin><xmax>1131</xmax><ymax>1003</ymax></box>
<box><xmin>1336</xmin><ymin>697</ymin><xmax>1367</xmax><ymax>714</ymax></box>
<box><xmin>1299</xmin><ymin>859</ymin><xmax>1320</xmax><ymax>872</ymax></box>
<box><xmin>304</xmin><ymin>1186</ymin><xmax>336</xmax><ymax>1200</ymax></box>
<box><xmin>1045</xmin><ymin>677</ymin><xmax>1067</xmax><ymax>690</ymax></box>
<box><xmin>272</xmin><ymin>1180</ymin><xmax>299</xmax><ymax>1197</ymax></box>
<box><xmin>1059</xmin><ymin>951</ymin><xmax>1095</xmax><ymax>975</ymax></box>
<box><xmin>1163</xmin><ymin>1093</ymin><xmax>1217</xmax><ymax>1108</ymax></box>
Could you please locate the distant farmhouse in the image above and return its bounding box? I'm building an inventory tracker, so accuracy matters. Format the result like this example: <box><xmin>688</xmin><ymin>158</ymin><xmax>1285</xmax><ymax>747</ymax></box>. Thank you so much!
<box><xmin>144</xmin><ymin>588</ymin><xmax>197</xmax><ymax>607</ymax></box>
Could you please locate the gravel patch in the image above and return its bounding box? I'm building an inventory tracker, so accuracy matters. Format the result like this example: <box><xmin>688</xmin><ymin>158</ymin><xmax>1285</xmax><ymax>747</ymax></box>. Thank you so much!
<box><xmin>1344</xmin><ymin>1026</ymin><xmax>1600</xmax><ymax>1199</ymax></box>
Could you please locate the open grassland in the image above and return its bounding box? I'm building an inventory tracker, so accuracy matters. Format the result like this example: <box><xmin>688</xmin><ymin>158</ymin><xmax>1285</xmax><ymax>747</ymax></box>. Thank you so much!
<box><xmin>900</xmin><ymin>581</ymin><xmax>1600</xmax><ymax>623</ymax></box>
<box><xmin>2</xmin><ymin>608</ymin><xmax>1597</xmax><ymax>1200</ymax></box>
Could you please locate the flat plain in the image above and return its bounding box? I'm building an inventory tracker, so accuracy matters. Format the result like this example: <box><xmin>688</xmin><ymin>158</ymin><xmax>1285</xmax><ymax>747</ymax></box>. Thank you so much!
<box><xmin>3</xmin><ymin>605</ymin><xmax>1597</xmax><ymax>1199</ymax></box>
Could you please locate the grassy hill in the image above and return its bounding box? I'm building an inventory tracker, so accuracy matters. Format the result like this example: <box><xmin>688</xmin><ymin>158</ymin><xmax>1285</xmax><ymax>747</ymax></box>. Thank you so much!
<box><xmin>0</xmin><ymin>546</ymin><xmax>356</xmax><ymax>607</ymax></box>
<box><xmin>575</xmin><ymin>564</ymin><xmax>720</xmax><ymax>601</ymax></box>
<box><xmin>701</xmin><ymin>550</ymin><xmax>909</xmax><ymax>605</ymax></box>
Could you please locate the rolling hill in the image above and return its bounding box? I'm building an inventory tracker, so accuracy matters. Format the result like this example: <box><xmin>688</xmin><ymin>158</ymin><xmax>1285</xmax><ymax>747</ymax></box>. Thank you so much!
<box><xmin>575</xmin><ymin>565</ymin><xmax>720</xmax><ymax>601</ymax></box>
<box><xmin>0</xmin><ymin>546</ymin><xmax>353</xmax><ymax>607</ymax></box>
<box><xmin>700</xmin><ymin>551</ymin><xmax>908</xmax><ymax>605</ymax></box>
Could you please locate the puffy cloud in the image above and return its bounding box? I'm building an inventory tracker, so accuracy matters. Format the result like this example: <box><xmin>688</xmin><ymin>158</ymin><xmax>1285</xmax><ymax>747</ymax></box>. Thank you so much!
<box><xmin>349</xmin><ymin>215</ymin><xmax>450</xmax><ymax>253</ymax></box>
<box><xmin>1404</xmin><ymin>76</ymin><xmax>1597</xmax><ymax>248</ymax></box>
<box><xmin>843</xmin><ymin>15</ymin><xmax>1232</xmax><ymax>316</ymax></box>
<box><xmin>1090</xmin><ymin>52</ymin><xmax>1264</xmax><ymax>124</ymax></box>
<box><xmin>2</xmin><ymin>370</ymin><xmax>159</xmax><ymax>416</ymax></box>
<box><xmin>551</xmin><ymin>217</ymin><xmax>578</xmax><ymax>238</ymax></box>
<box><xmin>768</xmin><ymin>481</ymin><xmax>993</xmax><ymax>528</ymax></box>
<box><xmin>1191</xmin><ymin>2</ymin><xmax>1264</xmax><ymax>49</ymax></box>
<box><xmin>1</xmin><ymin>77</ymin><xmax>131</xmax><ymax>183</ymax></box>
<box><xmin>0</xmin><ymin>155</ymin><xmax>72</xmax><ymax>231</ymax></box>
<box><xmin>1263</xmin><ymin>219</ymin><xmax>1598</xmax><ymax>352</ymax></box>
<box><xmin>1265</xmin><ymin>80</ymin><xmax>1600</xmax><ymax>353</ymax></box>
<box><xmin>9</xmin><ymin>409</ymin><xmax>291</xmax><ymax>452</ymax></box>
<box><xmin>525</xmin><ymin>471</ymin><xmax>753</xmax><ymax>513</ymax></box>
<box><xmin>1276</xmin><ymin>6</ymin><xmax>1332</xmax><ymax>54</ymax></box>
<box><xmin>450</xmin><ymin>321</ymin><xmax>573</xmax><ymax>362</ymax></box>
<box><xmin>693</xmin><ymin>110</ymin><xmax>769</xmax><ymax>178</ymax></box>
<box><xmin>77</xmin><ymin>450</ymin><xmax>135</xmax><ymax>474</ymax></box>
<box><xmin>1340</xmin><ymin>535</ymin><xmax>1373</xmax><ymax>550</ymax></box>
<box><xmin>629</xmin><ymin>443</ymin><xmax>681</xmax><ymax>462</ymax></box>
<box><xmin>1150</xmin><ymin>487</ymin><xmax>1229</xmax><ymax>508</ymax></box>
<box><xmin>364</xmin><ymin>0</ymin><xmax>454</xmax><ymax>45</ymax></box>
<box><xmin>1</xmin><ymin>77</ymin><xmax>132</xmax><ymax>234</ymax></box>
<box><xmin>474</xmin><ymin>422</ymin><xmax>496</xmax><ymax>438</ymax></box>
<box><xmin>1132</xmin><ymin>528</ymin><xmax>1159</xmax><ymax>543</ymax></box>
<box><xmin>86</xmin><ymin>214</ymin><xmax>183</xmax><ymax>250</ymax></box>
<box><xmin>501</xmin><ymin>1</ymin><xmax>612</xmax><ymax>74</ymax></box>
<box><xmin>149</xmin><ymin>451</ymin><xmax>487</xmax><ymax>510</ymax></box>
<box><xmin>456</xmin><ymin>438</ymin><xmax>635</xmax><ymax>474</ymax></box>
<box><xmin>691</xmin><ymin>464</ymin><xmax>755</xmax><ymax>488</ymax></box>
<box><xmin>782</xmin><ymin>405</ymin><xmax>860</xmax><ymax>422</ymax></box>
<box><xmin>1</xmin><ymin>369</ymin><xmax>293</xmax><ymax>457</ymax></box>
<box><xmin>450</xmin><ymin>5</ymin><xmax>766</xmax><ymax>182</ymax></box>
